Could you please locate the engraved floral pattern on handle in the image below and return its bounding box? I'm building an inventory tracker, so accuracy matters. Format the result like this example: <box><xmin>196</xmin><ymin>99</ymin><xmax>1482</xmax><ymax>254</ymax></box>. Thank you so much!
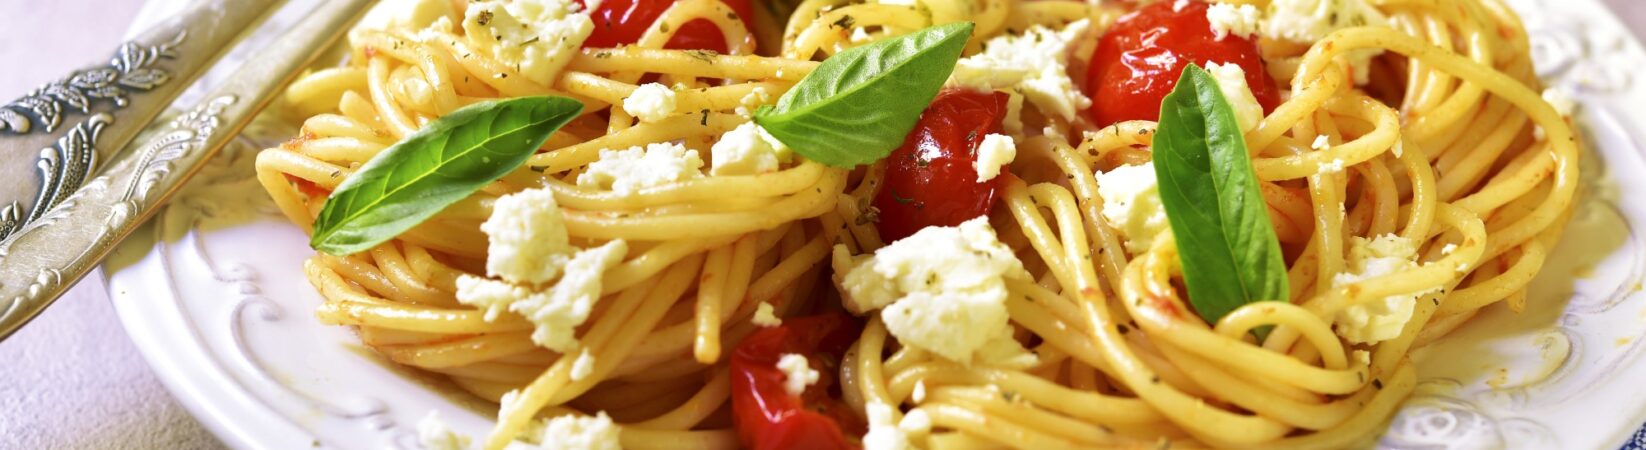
<box><xmin>0</xmin><ymin>32</ymin><xmax>185</xmax><ymax>135</ymax></box>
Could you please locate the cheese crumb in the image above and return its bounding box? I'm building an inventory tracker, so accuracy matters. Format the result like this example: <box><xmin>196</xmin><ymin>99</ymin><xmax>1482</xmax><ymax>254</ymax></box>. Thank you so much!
<box><xmin>1441</xmin><ymin>243</ymin><xmax>1458</xmax><ymax>255</ymax></box>
<box><xmin>456</xmin><ymin>239</ymin><xmax>629</xmax><ymax>352</ymax></box>
<box><xmin>538</xmin><ymin>412</ymin><xmax>621</xmax><ymax>450</ymax></box>
<box><xmin>1332</xmin><ymin>234</ymin><xmax>1440</xmax><ymax>344</ymax></box>
<box><xmin>462</xmin><ymin>0</ymin><xmax>593</xmax><ymax>85</ymax></box>
<box><xmin>479</xmin><ymin>187</ymin><xmax>572</xmax><ymax>285</ymax></box>
<box><xmin>570</xmin><ymin>347</ymin><xmax>596</xmax><ymax>381</ymax></box>
<box><xmin>417</xmin><ymin>411</ymin><xmax>470</xmax><ymax>450</ymax></box>
<box><xmin>911</xmin><ymin>380</ymin><xmax>927</xmax><ymax>403</ymax></box>
<box><xmin>974</xmin><ymin>134</ymin><xmax>1016</xmax><ymax>182</ymax></box>
<box><xmin>1095</xmin><ymin>162</ymin><xmax>1169</xmax><ymax>255</ymax></box>
<box><xmin>1206</xmin><ymin>3</ymin><xmax>1262</xmax><ymax>40</ymax></box>
<box><xmin>950</xmin><ymin>20</ymin><xmax>1092</xmax><ymax>121</ymax></box>
<box><xmin>776</xmin><ymin>353</ymin><xmax>820</xmax><ymax>396</ymax></box>
<box><xmin>1262</xmin><ymin>0</ymin><xmax>1387</xmax><ymax>84</ymax></box>
<box><xmin>751</xmin><ymin>301</ymin><xmax>782</xmax><ymax>327</ymax></box>
<box><xmin>711</xmin><ymin>122</ymin><xmax>793</xmax><ymax>176</ymax></box>
<box><xmin>863</xmin><ymin>403</ymin><xmax>912</xmax><ymax>450</ymax></box>
<box><xmin>900</xmin><ymin>409</ymin><xmax>933</xmax><ymax>435</ymax></box>
<box><xmin>578</xmin><ymin>142</ymin><xmax>705</xmax><ymax>194</ymax></box>
<box><xmin>349</xmin><ymin>0</ymin><xmax>456</xmax><ymax>47</ymax></box>
<box><xmin>1312</xmin><ymin>135</ymin><xmax>1331</xmax><ymax>150</ymax></box>
<box><xmin>1204</xmin><ymin>62</ymin><xmax>1264</xmax><ymax>133</ymax></box>
<box><xmin>623</xmin><ymin>83</ymin><xmax>678</xmax><ymax>122</ymax></box>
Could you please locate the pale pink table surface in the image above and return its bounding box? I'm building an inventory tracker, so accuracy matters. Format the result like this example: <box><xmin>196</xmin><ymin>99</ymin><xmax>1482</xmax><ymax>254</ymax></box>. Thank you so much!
<box><xmin>0</xmin><ymin>1</ymin><xmax>1641</xmax><ymax>449</ymax></box>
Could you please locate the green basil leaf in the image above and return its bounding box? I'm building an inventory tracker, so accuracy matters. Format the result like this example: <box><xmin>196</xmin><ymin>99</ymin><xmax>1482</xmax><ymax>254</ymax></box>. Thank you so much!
<box><xmin>754</xmin><ymin>22</ymin><xmax>973</xmax><ymax>167</ymax></box>
<box><xmin>310</xmin><ymin>96</ymin><xmax>582</xmax><ymax>256</ymax></box>
<box><xmin>1153</xmin><ymin>65</ymin><xmax>1289</xmax><ymax>325</ymax></box>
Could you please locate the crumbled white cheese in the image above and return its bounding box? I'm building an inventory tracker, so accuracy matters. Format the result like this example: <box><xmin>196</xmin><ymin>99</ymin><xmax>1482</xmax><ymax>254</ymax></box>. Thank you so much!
<box><xmin>974</xmin><ymin>134</ymin><xmax>1016</xmax><ymax>182</ymax></box>
<box><xmin>462</xmin><ymin>0</ymin><xmax>594</xmax><ymax>85</ymax></box>
<box><xmin>480</xmin><ymin>188</ymin><xmax>573</xmax><ymax>285</ymax></box>
<box><xmin>751</xmin><ymin>301</ymin><xmax>782</xmax><ymax>327</ymax></box>
<box><xmin>1206</xmin><ymin>3</ymin><xmax>1262</xmax><ymax>40</ymax></box>
<box><xmin>1332</xmin><ymin>234</ymin><xmax>1439</xmax><ymax>344</ymax></box>
<box><xmin>711</xmin><ymin>122</ymin><xmax>793</xmax><ymax>176</ymax></box>
<box><xmin>862</xmin><ymin>403</ymin><xmax>912</xmax><ymax>450</ymax></box>
<box><xmin>737</xmin><ymin>86</ymin><xmax>773</xmax><ymax>117</ymax></box>
<box><xmin>418</xmin><ymin>411</ymin><xmax>471</xmax><ymax>450</ymax></box>
<box><xmin>776</xmin><ymin>353</ymin><xmax>820</xmax><ymax>396</ymax></box>
<box><xmin>1173</xmin><ymin>0</ymin><xmax>1191</xmax><ymax>12</ymax></box>
<box><xmin>1262</xmin><ymin>0</ymin><xmax>1387</xmax><ymax>84</ymax></box>
<box><xmin>570</xmin><ymin>347</ymin><xmax>596</xmax><ymax>381</ymax></box>
<box><xmin>623</xmin><ymin>83</ymin><xmax>677</xmax><ymax>122</ymax></box>
<box><xmin>577</xmin><ymin>142</ymin><xmax>706</xmax><ymax>194</ymax></box>
<box><xmin>1095</xmin><ymin>162</ymin><xmax>1169</xmax><ymax>255</ymax></box>
<box><xmin>900</xmin><ymin>409</ymin><xmax>932</xmax><ymax>435</ymax></box>
<box><xmin>1204</xmin><ymin>62</ymin><xmax>1264</xmax><ymax>133</ymax></box>
<box><xmin>911</xmin><ymin>380</ymin><xmax>927</xmax><ymax>403</ymax></box>
<box><xmin>348</xmin><ymin>0</ymin><xmax>456</xmax><ymax>46</ymax></box>
<box><xmin>457</xmin><ymin>240</ymin><xmax>629</xmax><ymax>352</ymax></box>
<box><xmin>1312</xmin><ymin>135</ymin><xmax>1331</xmax><ymax>150</ymax></box>
<box><xmin>839</xmin><ymin>217</ymin><xmax>1033</xmax><ymax>364</ymax></box>
<box><xmin>1441</xmin><ymin>243</ymin><xmax>1458</xmax><ymax>255</ymax></box>
<box><xmin>538</xmin><ymin>412</ymin><xmax>622</xmax><ymax>450</ymax></box>
<box><xmin>949</xmin><ymin>20</ymin><xmax>1092</xmax><ymax>121</ymax></box>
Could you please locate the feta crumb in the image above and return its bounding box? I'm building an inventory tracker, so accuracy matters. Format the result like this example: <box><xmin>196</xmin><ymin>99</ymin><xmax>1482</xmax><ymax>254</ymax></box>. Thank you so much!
<box><xmin>418</xmin><ymin>411</ymin><xmax>470</xmax><ymax>450</ymax></box>
<box><xmin>578</xmin><ymin>142</ymin><xmax>705</xmax><ymax>194</ymax></box>
<box><xmin>900</xmin><ymin>409</ymin><xmax>932</xmax><ymax>435</ymax></box>
<box><xmin>1173</xmin><ymin>0</ymin><xmax>1191</xmax><ymax>12</ymax></box>
<box><xmin>1332</xmin><ymin>234</ymin><xmax>1440</xmax><ymax>344</ymax></box>
<box><xmin>479</xmin><ymin>188</ymin><xmax>572</xmax><ymax>285</ymax></box>
<box><xmin>1207</xmin><ymin>3</ymin><xmax>1262</xmax><ymax>40</ymax></box>
<box><xmin>950</xmin><ymin>20</ymin><xmax>1092</xmax><ymax>121</ymax></box>
<box><xmin>623</xmin><ymin>83</ymin><xmax>678</xmax><ymax>122</ymax></box>
<box><xmin>349</xmin><ymin>0</ymin><xmax>456</xmax><ymax>46</ymax></box>
<box><xmin>974</xmin><ymin>134</ymin><xmax>1016</xmax><ymax>182</ymax></box>
<box><xmin>462</xmin><ymin>0</ymin><xmax>594</xmax><ymax>85</ymax></box>
<box><xmin>538</xmin><ymin>412</ymin><xmax>621</xmax><ymax>450</ymax></box>
<box><xmin>863</xmin><ymin>403</ymin><xmax>911</xmax><ymax>450</ymax></box>
<box><xmin>711</xmin><ymin>122</ymin><xmax>793</xmax><ymax>176</ymax></box>
<box><xmin>1312</xmin><ymin>135</ymin><xmax>1331</xmax><ymax>150</ymax></box>
<box><xmin>1262</xmin><ymin>0</ymin><xmax>1387</xmax><ymax>84</ymax></box>
<box><xmin>1204</xmin><ymin>62</ymin><xmax>1264</xmax><ymax>133</ymax></box>
<box><xmin>570</xmin><ymin>347</ymin><xmax>596</xmax><ymax>381</ymax></box>
<box><xmin>911</xmin><ymin>380</ymin><xmax>927</xmax><ymax>403</ymax></box>
<box><xmin>839</xmin><ymin>218</ymin><xmax>1032</xmax><ymax>364</ymax></box>
<box><xmin>1441</xmin><ymin>243</ymin><xmax>1458</xmax><ymax>255</ymax></box>
<box><xmin>1095</xmin><ymin>163</ymin><xmax>1170</xmax><ymax>254</ymax></box>
<box><xmin>457</xmin><ymin>240</ymin><xmax>629</xmax><ymax>352</ymax></box>
<box><xmin>751</xmin><ymin>301</ymin><xmax>782</xmax><ymax>327</ymax></box>
<box><xmin>776</xmin><ymin>353</ymin><xmax>820</xmax><ymax>396</ymax></box>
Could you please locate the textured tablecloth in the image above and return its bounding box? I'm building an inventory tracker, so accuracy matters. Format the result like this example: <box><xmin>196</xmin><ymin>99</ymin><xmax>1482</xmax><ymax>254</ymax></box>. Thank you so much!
<box><xmin>0</xmin><ymin>1</ymin><xmax>1644</xmax><ymax>450</ymax></box>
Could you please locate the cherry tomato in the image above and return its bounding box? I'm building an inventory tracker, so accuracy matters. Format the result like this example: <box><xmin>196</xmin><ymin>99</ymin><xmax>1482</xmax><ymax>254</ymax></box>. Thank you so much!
<box><xmin>1085</xmin><ymin>0</ymin><xmax>1282</xmax><ymax>127</ymax></box>
<box><xmin>580</xmin><ymin>0</ymin><xmax>756</xmax><ymax>53</ymax></box>
<box><xmin>285</xmin><ymin>174</ymin><xmax>330</xmax><ymax>199</ymax></box>
<box><xmin>730</xmin><ymin>313</ymin><xmax>865</xmax><ymax>450</ymax></box>
<box><xmin>871</xmin><ymin>88</ymin><xmax>1011</xmax><ymax>243</ymax></box>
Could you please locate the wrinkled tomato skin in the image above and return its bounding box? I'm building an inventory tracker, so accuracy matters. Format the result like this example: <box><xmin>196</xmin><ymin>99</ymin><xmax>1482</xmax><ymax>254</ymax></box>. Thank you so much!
<box><xmin>872</xmin><ymin>89</ymin><xmax>1011</xmax><ymax>243</ymax></box>
<box><xmin>1085</xmin><ymin>0</ymin><xmax>1281</xmax><ymax>127</ymax></box>
<box><xmin>730</xmin><ymin>313</ymin><xmax>866</xmax><ymax>450</ymax></box>
<box><xmin>580</xmin><ymin>0</ymin><xmax>756</xmax><ymax>53</ymax></box>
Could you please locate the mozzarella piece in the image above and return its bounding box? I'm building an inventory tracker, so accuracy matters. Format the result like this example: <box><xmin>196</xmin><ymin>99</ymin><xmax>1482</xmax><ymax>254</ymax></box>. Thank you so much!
<box><xmin>1095</xmin><ymin>162</ymin><xmax>1169</xmax><ymax>255</ymax></box>
<box><xmin>623</xmin><ymin>83</ymin><xmax>678</xmax><ymax>122</ymax></box>
<box><xmin>462</xmin><ymin>0</ymin><xmax>593</xmax><ymax>85</ymax></box>
<box><xmin>751</xmin><ymin>301</ymin><xmax>782</xmax><ymax>327</ymax></box>
<box><xmin>577</xmin><ymin>142</ymin><xmax>706</xmax><ymax>194</ymax></box>
<box><xmin>348</xmin><ymin>0</ymin><xmax>456</xmax><ymax>46</ymax></box>
<box><xmin>1262</xmin><ymin>0</ymin><xmax>1387</xmax><ymax>84</ymax></box>
<box><xmin>838</xmin><ymin>218</ymin><xmax>1031</xmax><ymax>364</ymax></box>
<box><xmin>974</xmin><ymin>134</ymin><xmax>1016</xmax><ymax>182</ymax></box>
<box><xmin>1332</xmin><ymin>234</ymin><xmax>1440</xmax><ymax>344</ymax></box>
<box><xmin>1204</xmin><ymin>62</ymin><xmax>1264</xmax><ymax>134</ymax></box>
<box><xmin>950</xmin><ymin>20</ymin><xmax>1092</xmax><ymax>121</ymax></box>
<box><xmin>711</xmin><ymin>122</ymin><xmax>793</xmax><ymax>176</ymax></box>
<box><xmin>776</xmin><ymin>353</ymin><xmax>821</xmax><ymax>396</ymax></box>
<box><xmin>1206</xmin><ymin>3</ymin><xmax>1261</xmax><ymax>40</ymax></box>
<box><xmin>570</xmin><ymin>347</ymin><xmax>596</xmax><ymax>381</ymax></box>
<box><xmin>456</xmin><ymin>240</ymin><xmax>629</xmax><ymax>352</ymax></box>
<box><xmin>417</xmin><ymin>411</ymin><xmax>470</xmax><ymax>450</ymax></box>
<box><xmin>538</xmin><ymin>412</ymin><xmax>622</xmax><ymax>450</ymax></box>
<box><xmin>481</xmin><ymin>187</ymin><xmax>573</xmax><ymax>285</ymax></box>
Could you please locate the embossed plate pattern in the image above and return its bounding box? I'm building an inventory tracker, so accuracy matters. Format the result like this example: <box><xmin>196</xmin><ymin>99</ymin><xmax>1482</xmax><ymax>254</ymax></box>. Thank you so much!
<box><xmin>105</xmin><ymin>0</ymin><xmax>1646</xmax><ymax>449</ymax></box>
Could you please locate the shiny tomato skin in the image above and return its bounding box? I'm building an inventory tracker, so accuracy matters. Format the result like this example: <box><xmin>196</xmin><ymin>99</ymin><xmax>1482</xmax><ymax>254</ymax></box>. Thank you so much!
<box><xmin>1085</xmin><ymin>0</ymin><xmax>1282</xmax><ymax>127</ymax></box>
<box><xmin>580</xmin><ymin>0</ymin><xmax>756</xmax><ymax>53</ymax></box>
<box><xmin>872</xmin><ymin>89</ymin><xmax>1011</xmax><ymax>243</ymax></box>
<box><xmin>730</xmin><ymin>313</ymin><xmax>865</xmax><ymax>450</ymax></box>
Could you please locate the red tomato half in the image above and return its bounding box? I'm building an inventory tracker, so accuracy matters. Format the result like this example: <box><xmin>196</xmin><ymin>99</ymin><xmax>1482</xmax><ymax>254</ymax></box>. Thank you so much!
<box><xmin>730</xmin><ymin>313</ymin><xmax>865</xmax><ymax>450</ymax></box>
<box><xmin>1085</xmin><ymin>0</ymin><xmax>1281</xmax><ymax>127</ymax></box>
<box><xmin>580</xmin><ymin>0</ymin><xmax>756</xmax><ymax>53</ymax></box>
<box><xmin>871</xmin><ymin>89</ymin><xmax>1011</xmax><ymax>243</ymax></box>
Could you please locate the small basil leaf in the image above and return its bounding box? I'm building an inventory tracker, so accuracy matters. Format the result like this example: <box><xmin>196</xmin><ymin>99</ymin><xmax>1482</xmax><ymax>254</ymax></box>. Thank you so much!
<box><xmin>1153</xmin><ymin>64</ymin><xmax>1289</xmax><ymax>325</ymax></box>
<box><xmin>754</xmin><ymin>22</ymin><xmax>974</xmax><ymax>167</ymax></box>
<box><xmin>310</xmin><ymin>96</ymin><xmax>582</xmax><ymax>256</ymax></box>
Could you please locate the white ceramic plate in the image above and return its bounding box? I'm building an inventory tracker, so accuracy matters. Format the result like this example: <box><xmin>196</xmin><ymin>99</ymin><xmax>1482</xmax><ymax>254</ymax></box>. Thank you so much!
<box><xmin>106</xmin><ymin>0</ymin><xmax>1646</xmax><ymax>449</ymax></box>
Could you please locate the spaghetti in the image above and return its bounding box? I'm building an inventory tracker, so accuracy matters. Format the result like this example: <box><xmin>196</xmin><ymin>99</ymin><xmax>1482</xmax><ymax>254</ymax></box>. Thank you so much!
<box><xmin>256</xmin><ymin>0</ymin><xmax>1581</xmax><ymax>448</ymax></box>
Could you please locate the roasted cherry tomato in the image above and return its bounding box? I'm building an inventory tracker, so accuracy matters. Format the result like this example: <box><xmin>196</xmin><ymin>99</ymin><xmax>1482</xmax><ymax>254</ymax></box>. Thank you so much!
<box><xmin>580</xmin><ymin>0</ymin><xmax>756</xmax><ymax>53</ymax></box>
<box><xmin>871</xmin><ymin>88</ymin><xmax>1011</xmax><ymax>243</ymax></box>
<box><xmin>1085</xmin><ymin>0</ymin><xmax>1282</xmax><ymax>127</ymax></box>
<box><xmin>730</xmin><ymin>313</ymin><xmax>865</xmax><ymax>450</ymax></box>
